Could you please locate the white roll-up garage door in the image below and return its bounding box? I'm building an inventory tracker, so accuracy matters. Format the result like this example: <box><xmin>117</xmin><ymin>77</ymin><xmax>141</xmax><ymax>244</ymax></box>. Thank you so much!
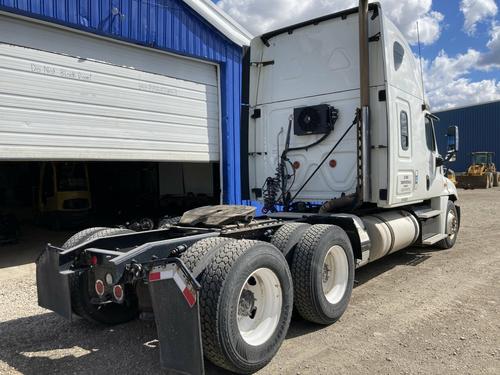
<box><xmin>0</xmin><ymin>14</ymin><xmax>220</xmax><ymax>162</ymax></box>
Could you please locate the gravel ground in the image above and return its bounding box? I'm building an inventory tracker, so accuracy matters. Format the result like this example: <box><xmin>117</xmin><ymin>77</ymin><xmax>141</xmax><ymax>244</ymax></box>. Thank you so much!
<box><xmin>0</xmin><ymin>189</ymin><xmax>499</xmax><ymax>375</ymax></box>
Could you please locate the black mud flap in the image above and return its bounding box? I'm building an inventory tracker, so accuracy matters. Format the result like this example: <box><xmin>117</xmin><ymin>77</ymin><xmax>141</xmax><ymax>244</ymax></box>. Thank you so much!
<box><xmin>148</xmin><ymin>261</ymin><xmax>204</xmax><ymax>375</ymax></box>
<box><xmin>36</xmin><ymin>246</ymin><xmax>73</xmax><ymax>321</ymax></box>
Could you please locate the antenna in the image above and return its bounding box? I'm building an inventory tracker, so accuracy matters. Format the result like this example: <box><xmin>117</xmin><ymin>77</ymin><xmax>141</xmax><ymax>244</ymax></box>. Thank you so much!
<box><xmin>416</xmin><ymin>21</ymin><xmax>426</xmax><ymax>105</ymax></box>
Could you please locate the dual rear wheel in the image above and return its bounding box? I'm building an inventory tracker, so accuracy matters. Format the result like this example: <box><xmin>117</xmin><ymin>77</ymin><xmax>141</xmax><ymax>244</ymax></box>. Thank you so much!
<box><xmin>181</xmin><ymin>224</ymin><xmax>355</xmax><ymax>373</ymax></box>
<box><xmin>274</xmin><ymin>224</ymin><xmax>355</xmax><ymax>325</ymax></box>
<box><xmin>63</xmin><ymin>224</ymin><xmax>355</xmax><ymax>374</ymax></box>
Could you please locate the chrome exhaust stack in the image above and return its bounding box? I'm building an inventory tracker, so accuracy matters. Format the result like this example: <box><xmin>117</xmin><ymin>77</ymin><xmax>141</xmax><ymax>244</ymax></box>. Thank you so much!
<box><xmin>358</xmin><ymin>0</ymin><xmax>371</xmax><ymax>202</ymax></box>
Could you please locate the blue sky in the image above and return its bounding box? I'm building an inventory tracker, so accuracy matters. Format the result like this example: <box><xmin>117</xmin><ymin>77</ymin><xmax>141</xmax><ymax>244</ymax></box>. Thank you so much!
<box><xmin>428</xmin><ymin>1</ymin><xmax>497</xmax><ymax>82</ymax></box>
<box><xmin>215</xmin><ymin>0</ymin><xmax>500</xmax><ymax>111</ymax></box>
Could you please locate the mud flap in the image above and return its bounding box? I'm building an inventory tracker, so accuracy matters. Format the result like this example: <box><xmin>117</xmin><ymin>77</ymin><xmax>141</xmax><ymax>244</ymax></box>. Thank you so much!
<box><xmin>148</xmin><ymin>261</ymin><xmax>204</xmax><ymax>375</ymax></box>
<box><xmin>36</xmin><ymin>246</ymin><xmax>73</xmax><ymax>321</ymax></box>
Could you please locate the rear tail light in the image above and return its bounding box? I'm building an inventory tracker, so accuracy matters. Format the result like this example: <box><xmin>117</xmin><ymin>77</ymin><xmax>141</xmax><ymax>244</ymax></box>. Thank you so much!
<box><xmin>90</xmin><ymin>255</ymin><xmax>98</xmax><ymax>266</ymax></box>
<box><xmin>95</xmin><ymin>280</ymin><xmax>105</xmax><ymax>296</ymax></box>
<box><xmin>113</xmin><ymin>285</ymin><xmax>124</xmax><ymax>302</ymax></box>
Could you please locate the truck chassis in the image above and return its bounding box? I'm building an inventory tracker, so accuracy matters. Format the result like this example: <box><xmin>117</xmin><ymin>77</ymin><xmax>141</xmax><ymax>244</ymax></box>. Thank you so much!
<box><xmin>35</xmin><ymin>1</ymin><xmax>462</xmax><ymax>373</ymax></box>
<box><xmin>36</xmin><ymin>202</ymin><xmax>459</xmax><ymax>374</ymax></box>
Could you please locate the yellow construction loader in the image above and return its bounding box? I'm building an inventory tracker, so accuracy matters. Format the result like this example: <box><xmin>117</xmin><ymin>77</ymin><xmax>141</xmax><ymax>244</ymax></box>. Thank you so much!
<box><xmin>456</xmin><ymin>152</ymin><xmax>499</xmax><ymax>189</ymax></box>
<box><xmin>446</xmin><ymin>169</ymin><xmax>457</xmax><ymax>186</ymax></box>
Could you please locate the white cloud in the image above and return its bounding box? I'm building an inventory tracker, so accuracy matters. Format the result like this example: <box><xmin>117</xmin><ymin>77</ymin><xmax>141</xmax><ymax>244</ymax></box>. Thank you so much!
<box><xmin>217</xmin><ymin>0</ymin><xmax>444</xmax><ymax>45</ymax></box>
<box><xmin>424</xmin><ymin>49</ymin><xmax>500</xmax><ymax>111</ymax></box>
<box><xmin>479</xmin><ymin>23</ymin><xmax>500</xmax><ymax>68</ymax></box>
<box><xmin>384</xmin><ymin>3</ymin><xmax>444</xmax><ymax>45</ymax></box>
<box><xmin>406</xmin><ymin>11</ymin><xmax>444</xmax><ymax>45</ymax></box>
<box><xmin>216</xmin><ymin>0</ymin><xmax>500</xmax><ymax>111</ymax></box>
<box><xmin>460</xmin><ymin>0</ymin><xmax>498</xmax><ymax>35</ymax></box>
<box><xmin>217</xmin><ymin>0</ymin><xmax>351</xmax><ymax>35</ymax></box>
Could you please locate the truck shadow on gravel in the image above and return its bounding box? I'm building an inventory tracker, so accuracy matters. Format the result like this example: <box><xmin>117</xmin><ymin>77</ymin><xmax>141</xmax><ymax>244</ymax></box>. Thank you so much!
<box><xmin>0</xmin><ymin>311</ymin><xmax>230</xmax><ymax>375</ymax></box>
<box><xmin>0</xmin><ymin>247</ymin><xmax>440</xmax><ymax>375</ymax></box>
<box><xmin>285</xmin><ymin>246</ymin><xmax>437</xmax><ymax>340</ymax></box>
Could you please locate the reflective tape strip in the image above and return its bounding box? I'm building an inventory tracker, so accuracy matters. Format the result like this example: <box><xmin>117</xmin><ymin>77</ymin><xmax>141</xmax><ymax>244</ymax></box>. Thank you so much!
<box><xmin>173</xmin><ymin>271</ymin><xmax>186</xmax><ymax>291</ymax></box>
<box><xmin>149</xmin><ymin>267</ymin><xmax>196</xmax><ymax>308</ymax></box>
<box><xmin>173</xmin><ymin>270</ymin><xmax>197</xmax><ymax>308</ymax></box>
<box><xmin>149</xmin><ymin>269</ymin><xmax>174</xmax><ymax>282</ymax></box>
<box><xmin>182</xmin><ymin>287</ymin><xmax>196</xmax><ymax>308</ymax></box>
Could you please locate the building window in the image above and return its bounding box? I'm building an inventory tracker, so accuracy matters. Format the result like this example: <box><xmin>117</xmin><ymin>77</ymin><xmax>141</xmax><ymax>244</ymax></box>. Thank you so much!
<box><xmin>400</xmin><ymin>110</ymin><xmax>409</xmax><ymax>150</ymax></box>
<box><xmin>394</xmin><ymin>41</ymin><xmax>405</xmax><ymax>71</ymax></box>
<box><xmin>425</xmin><ymin>116</ymin><xmax>436</xmax><ymax>152</ymax></box>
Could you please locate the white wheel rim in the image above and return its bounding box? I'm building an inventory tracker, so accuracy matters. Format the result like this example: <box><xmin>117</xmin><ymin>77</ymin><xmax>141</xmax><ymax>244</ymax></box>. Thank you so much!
<box><xmin>322</xmin><ymin>245</ymin><xmax>349</xmax><ymax>305</ymax></box>
<box><xmin>447</xmin><ymin>209</ymin><xmax>458</xmax><ymax>241</ymax></box>
<box><xmin>237</xmin><ymin>268</ymin><xmax>282</xmax><ymax>346</ymax></box>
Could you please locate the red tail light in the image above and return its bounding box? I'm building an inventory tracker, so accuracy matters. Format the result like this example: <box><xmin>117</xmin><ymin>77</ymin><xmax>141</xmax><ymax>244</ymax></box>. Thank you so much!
<box><xmin>90</xmin><ymin>255</ymin><xmax>98</xmax><ymax>266</ymax></box>
<box><xmin>113</xmin><ymin>285</ymin><xmax>124</xmax><ymax>302</ymax></box>
<box><xmin>95</xmin><ymin>280</ymin><xmax>105</xmax><ymax>296</ymax></box>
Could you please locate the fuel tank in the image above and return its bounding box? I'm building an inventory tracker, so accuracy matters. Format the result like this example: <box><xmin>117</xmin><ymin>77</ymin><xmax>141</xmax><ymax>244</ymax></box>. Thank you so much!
<box><xmin>362</xmin><ymin>211</ymin><xmax>420</xmax><ymax>262</ymax></box>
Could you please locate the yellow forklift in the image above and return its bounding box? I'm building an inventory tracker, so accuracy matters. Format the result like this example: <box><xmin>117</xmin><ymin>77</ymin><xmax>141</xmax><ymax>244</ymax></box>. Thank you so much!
<box><xmin>456</xmin><ymin>152</ymin><xmax>498</xmax><ymax>189</ymax></box>
<box><xmin>37</xmin><ymin>162</ymin><xmax>92</xmax><ymax>229</ymax></box>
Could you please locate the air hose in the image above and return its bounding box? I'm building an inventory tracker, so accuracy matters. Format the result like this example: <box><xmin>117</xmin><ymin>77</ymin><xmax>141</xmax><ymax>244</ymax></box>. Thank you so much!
<box><xmin>287</xmin><ymin>111</ymin><xmax>360</xmax><ymax>208</ymax></box>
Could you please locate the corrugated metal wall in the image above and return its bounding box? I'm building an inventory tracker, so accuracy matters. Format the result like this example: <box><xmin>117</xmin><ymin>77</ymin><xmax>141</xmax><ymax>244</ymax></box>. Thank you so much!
<box><xmin>0</xmin><ymin>0</ymin><xmax>243</xmax><ymax>204</ymax></box>
<box><xmin>435</xmin><ymin>101</ymin><xmax>500</xmax><ymax>172</ymax></box>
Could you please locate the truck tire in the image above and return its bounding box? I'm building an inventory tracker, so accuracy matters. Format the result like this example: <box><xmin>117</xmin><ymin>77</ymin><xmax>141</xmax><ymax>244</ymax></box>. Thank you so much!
<box><xmin>61</xmin><ymin>227</ymin><xmax>108</xmax><ymax>249</ymax></box>
<box><xmin>68</xmin><ymin>228</ymin><xmax>139</xmax><ymax>325</ymax></box>
<box><xmin>158</xmin><ymin>216</ymin><xmax>181</xmax><ymax>228</ymax></box>
<box><xmin>199</xmin><ymin>240</ymin><xmax>293</xmax><ymax>374</ymax></box>
<box><xmin>84</xmin><ymin>228</ymin><xmax>134</xmax><ymax>243</ymax></box>
<box><xmin>437</xmin><ymin>201</ymin><xmax>459</xmax><ymax>249</ymax></box>
<box><xmin>180</xmin><ymin>237</ymin><xmax>235</xmax><ymax>273</ymax></box>
<box><xmin>291</xmin><ymin>224</ymin><xmax>354</xmax><ymax>325</ymax></box>
<box><xmin>270</xmin><ymin>223</ymin><xmax>311</xmax><ymax>263</ymax></box>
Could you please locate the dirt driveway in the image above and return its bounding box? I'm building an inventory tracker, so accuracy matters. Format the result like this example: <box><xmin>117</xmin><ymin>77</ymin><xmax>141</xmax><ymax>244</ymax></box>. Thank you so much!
<box><xmin>0</xmin><ymin>189</ymin><xmax>499</xmax><ymax>374</ymax></box>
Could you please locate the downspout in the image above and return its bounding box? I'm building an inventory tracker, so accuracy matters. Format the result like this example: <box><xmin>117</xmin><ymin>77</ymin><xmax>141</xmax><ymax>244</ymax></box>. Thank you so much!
<box><xmin>358</xmin><ymin>0</ymin><xmax>371</xmax><ymax>204</ymax></box>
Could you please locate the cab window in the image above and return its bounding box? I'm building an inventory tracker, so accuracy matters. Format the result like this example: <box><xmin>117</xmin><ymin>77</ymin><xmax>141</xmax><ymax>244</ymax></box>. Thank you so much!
<box><xmin>57</xmin><ymin>163</ymin><xmax>88</xmax><ymax>192</ymax></box>
<box><xmin>42</xmin><ymin>164</ymin><xmax>55</xmax><ymax>199</ymax></box>
<box><xmin>393</xmin><ymin>42</ymin><xmax>405</xmax><ymax>71</ymax></box>
<box><xmin>400</xmin><ymin>111</ymin><xmax>409</xmax><ymax>150</ymax></box>
<box><xmin>425</xmin><ymin>116</ymin><xmax>436</xmax><ymax>152</ymax></box>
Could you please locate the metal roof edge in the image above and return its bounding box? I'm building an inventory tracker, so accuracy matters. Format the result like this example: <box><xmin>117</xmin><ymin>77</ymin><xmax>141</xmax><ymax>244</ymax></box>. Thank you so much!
<box><xmin>260</xmin><ymin>2</ymin><xmax>380</xmax><ymax>45</ymax></box>
<box><xmin>435</xmin><ymin>99</ymin><xmax>500</xmax><ymax>114</ymax></box>
<box><xmin>183</xmin><ymin>0</ymin><xmax>253</xmax><ymax>47</ymax></box>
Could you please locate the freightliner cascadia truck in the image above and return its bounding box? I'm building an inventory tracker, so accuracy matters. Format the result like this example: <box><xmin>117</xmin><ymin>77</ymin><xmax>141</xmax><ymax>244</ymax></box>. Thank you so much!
<box><xmin>36</xmin><ymin>2</ymin><xmax>461</xmax><ymax>374</ymax></box>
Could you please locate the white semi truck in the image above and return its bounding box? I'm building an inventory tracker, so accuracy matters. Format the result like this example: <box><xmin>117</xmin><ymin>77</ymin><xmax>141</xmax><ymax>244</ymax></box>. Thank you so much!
<box><xmin>36</xmin><ymin>2</ymin><xmax>460</xmax><ymax>374</ymax></box>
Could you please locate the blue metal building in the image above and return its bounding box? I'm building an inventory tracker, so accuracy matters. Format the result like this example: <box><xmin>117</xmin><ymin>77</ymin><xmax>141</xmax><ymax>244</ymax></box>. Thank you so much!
<box><xmin>0</xmin><ymin>0</ymin><xmax>251</xmax><ymax>205</ymax></box>
<box><xmin>436</xmin><ymin>100</ymin><xmax>500</xmax><ymax>172</ymax></box>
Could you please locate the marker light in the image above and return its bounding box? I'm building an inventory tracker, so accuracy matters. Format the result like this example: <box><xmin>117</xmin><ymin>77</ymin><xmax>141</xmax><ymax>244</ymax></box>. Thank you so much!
<box><xmin>95</xmin><ymin>280</ymin><xmax>105</xmax><ymax>296</ymax></box>
<box><xmin>113</xmin><ymin>285</ymin><xmax>124</xmax><ymax>302</ymax></box>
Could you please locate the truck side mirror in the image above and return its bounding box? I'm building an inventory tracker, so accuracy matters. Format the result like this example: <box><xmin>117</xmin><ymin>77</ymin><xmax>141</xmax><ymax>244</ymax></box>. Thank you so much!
<box><xmin>446</xmin><ymin>126</ymin><xmax>459</xmax><ymax>162</ymax></box>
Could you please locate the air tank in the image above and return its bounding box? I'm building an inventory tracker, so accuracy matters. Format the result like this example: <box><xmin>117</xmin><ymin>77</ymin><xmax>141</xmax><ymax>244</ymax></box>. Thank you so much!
<box><xmin>362</xmin><ymin>211</ymin><xmax>420</xmax><ymax>262</ymax></box>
